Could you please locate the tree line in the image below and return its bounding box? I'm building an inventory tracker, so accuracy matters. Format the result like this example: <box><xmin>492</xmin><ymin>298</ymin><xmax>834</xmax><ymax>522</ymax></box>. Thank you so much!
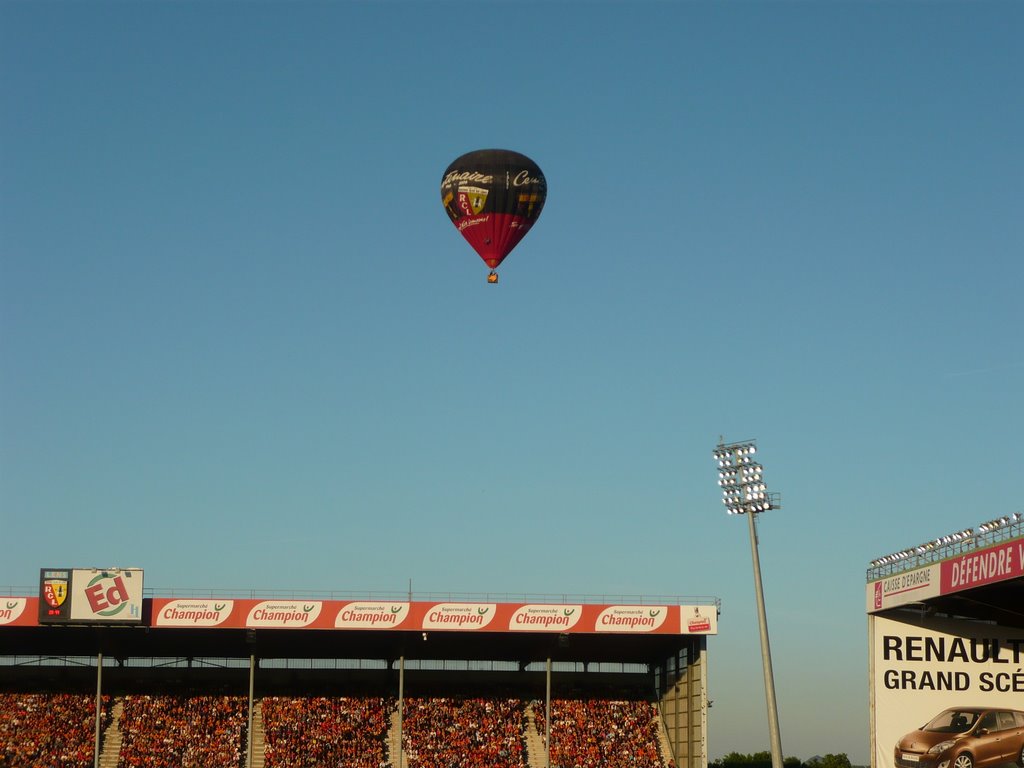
<box><xmin>711</xmin><ymin>752</ymin><xmax>856</xmax><ymax>768</ymax></box>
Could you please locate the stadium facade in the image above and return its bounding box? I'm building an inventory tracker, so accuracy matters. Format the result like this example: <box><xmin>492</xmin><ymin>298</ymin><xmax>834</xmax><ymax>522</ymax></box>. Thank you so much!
<box><xmin>865</xmin><ymin>515</ymin><xmax>1024</xmax><ymax>768</ymax></box>
<box><xmin>1</xmin><ymin>575</ymin><xmax>720</xmax><ymax>768</ymax></box>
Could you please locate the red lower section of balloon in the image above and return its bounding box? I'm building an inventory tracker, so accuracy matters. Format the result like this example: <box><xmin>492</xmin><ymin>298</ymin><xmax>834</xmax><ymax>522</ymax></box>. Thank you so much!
<box><xmin>456</xmin><ymin>213</ymin><xmax>534</xmax><ymax>269</ymax></box>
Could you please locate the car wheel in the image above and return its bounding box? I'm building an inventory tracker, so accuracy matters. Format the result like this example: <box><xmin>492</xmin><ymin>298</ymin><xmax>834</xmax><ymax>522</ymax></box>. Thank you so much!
<box><xmin>1017</xmin><ymin>742</ymin><xmax>1024</xmax><ymax>768</ymax></box>
<box><xmin>952</xmin><ymin>754</ymin><xmax>973</xmax><ymax>768</ymax></box>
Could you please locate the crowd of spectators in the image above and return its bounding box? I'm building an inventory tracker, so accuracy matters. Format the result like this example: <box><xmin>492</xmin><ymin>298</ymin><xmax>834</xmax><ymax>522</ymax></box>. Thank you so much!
<box><xmin>261</xmin><ymin>695</ymin><xmax>395</xmax><ymax>768</ymax></box>
<box><xmin>116</xmin><ymin>694</ymin><xmax>247</xmax><ymax>768</ymax></box>
<box><xmin>0</xmin><ymin>692</ymin><xmax>108</xmax><ymax>768</ymax></box>
<box><xmin>531</xmin><ymin>698</ymin><xmax>665</xmax><ymax>768</ymax></box>
<box><xmin>0</xmin><ymin>689</ymin><xmax>666</xmax><ymax>768</ymax></box>
<box><xmin>401</xmin><ymin>696</ymin><xmax>528</xmax><ymax>768</ymax></box>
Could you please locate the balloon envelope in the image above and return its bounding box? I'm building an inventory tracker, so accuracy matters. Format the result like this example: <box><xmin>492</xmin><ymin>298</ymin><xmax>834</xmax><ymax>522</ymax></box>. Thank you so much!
<box><xmin>441</xmin><ymin>149</ymin><xmax>547</xmax><ymax>270</ymax></box>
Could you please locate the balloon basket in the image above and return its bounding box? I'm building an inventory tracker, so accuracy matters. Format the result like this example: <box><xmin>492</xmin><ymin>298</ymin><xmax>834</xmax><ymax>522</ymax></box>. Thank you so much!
<box><xmin>487</xmin><ymin>271</ymin><xmax>499</xmax><ymax>284</ymax></box>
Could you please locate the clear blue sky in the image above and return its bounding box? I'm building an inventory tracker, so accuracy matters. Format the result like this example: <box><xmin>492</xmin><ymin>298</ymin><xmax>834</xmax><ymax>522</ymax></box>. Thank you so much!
<box><xmin>2</xmin><ymin>0</ymin><xmax>1022</xmax><ymax>762</ymax></box>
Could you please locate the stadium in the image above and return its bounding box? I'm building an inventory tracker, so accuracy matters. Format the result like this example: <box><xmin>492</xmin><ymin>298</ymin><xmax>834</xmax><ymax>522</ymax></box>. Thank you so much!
<box><xmin>1</xmin><ymin>574</ymin><xmax>718</xmax><ymax>768</ymax></box>
<box><xmin>866</xmin><ymin>513</ymin><xmax>1024</xmax><ymax>768</ymax></box>
<box><xmin>3</xmin><ymin>512</ymin><xmax>1020</xmax><ymax>768</ymax></box>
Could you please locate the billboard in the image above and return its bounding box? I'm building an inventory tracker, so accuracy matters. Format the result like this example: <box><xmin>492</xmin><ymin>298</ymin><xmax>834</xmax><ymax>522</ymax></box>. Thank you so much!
<box><xmin>869</xmin><ymin>612</ymin><xmax>1024</xmax><ymax>768</ymax></box>
<box><xmin>867</xmin><ymin>535</ymin><xmax>1024</xmax><ymax>612</ymax></box>
<box><xmin>17</xmin><ymin>587</ymin><xmax>718</xmax><ymax>634</ymax></box>
<box><xmin>0</xmin><ymin>598</ymin><xmax>31</xmax><ymax>626</ymax></box>
<box><xmin>147</xmin><ymin>599</ymin><xmax>718</xmax><ymax>634</ymax></box>
<box><xmin>38</xmin><ymin>568</ymin><xmax>144</xmax><ymax>624</ymax></box>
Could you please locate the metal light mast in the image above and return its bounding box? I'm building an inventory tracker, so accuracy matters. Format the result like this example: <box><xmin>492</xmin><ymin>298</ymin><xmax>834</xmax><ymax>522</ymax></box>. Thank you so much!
<box><xmin>713</xmin><ymin>439</ymin><xmax>784</xmax><ymax>768</ymax></box>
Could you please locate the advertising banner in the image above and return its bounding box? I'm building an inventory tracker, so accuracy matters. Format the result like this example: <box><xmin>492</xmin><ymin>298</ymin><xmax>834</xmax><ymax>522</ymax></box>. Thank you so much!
<box><xmin>682</xmin><ymin>604</ymin><xmax>717</xmax><ymax>634</ymax></box>
<box><xmin>866</xmin><ymin>564</ymin><xmax>941</xmax><ymax>613</ymax></box>
<box><xmin>156</xmin><ymin>599</ymin><xmax>235</xmax><ymax>627</ymax></box>
<box><xmin>870</xmin><ymin>613</ymin><xmax>1024</xmax><ymax>768</ymax></box>
<box><xmin>940</xmin><ymin>537</ymin><xmax>1024</xmax><ymax>594</ymax></box>
<box><xmin>868</xmin><ymin>536</ymin><xmax>1024</xmax><ymax>614</ymax></box>
<box><xmin>69</xmin><ymin>568</ymin><xmax>144</xmax><ymax>623</ymax></box>
<box><xmin>0</xmin><ymin>598</ymin><xmax>33</xmax><ymax>626</ymax></box>
<box><xmin>147</xmin><ymin>600</ymin><xmax>719</xmax><ymax>634</ymax></box>
<box><xmin>38</xmin><ymin>568</ymin><xmax>144</xmax><ymax>624</ymax></box>
<box><xmin>12</xmin><ymin>592</ymin><xmax>719</xmax><ymax>634</ymax></box>
<box><xmin>508</xmin><ymin>604</ymin><xmax>584</xmax><ymax>632</ymax></box>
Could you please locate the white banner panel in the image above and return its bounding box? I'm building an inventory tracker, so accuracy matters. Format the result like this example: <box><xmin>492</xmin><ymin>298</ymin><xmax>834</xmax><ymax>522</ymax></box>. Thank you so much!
<box><xmin>508</xmin><ymin>604</ymin><xmax>583</xmax><ymax>632</ymax></box>
<box><xmin>334</xmin><ymin>601</ymin><xmax>410</xmax><ymax>629</ymax></box>
<box><xmin>421</xmin><ymin>603</ymin><xmax>496</xmax><ymax>630</ymax></box>
<box><xmin>156</xmin><ymin>599</ymin><xmax>234</xmax><ymax>627</ymax></box>
<box><xmin>871</xmin><ymin>613</ymin><xmax>1024</xmax><ymax>768</ymax></box>
<box><xmin>246</xmin><ymin>601</ymin><xmax>322</xmax><ymax>628</ymax></box>
<box><xmin>595</xmin><ymin>605</ymin><xmax>668</xmax><ymax>632</ymax></box>
<box><xmin>69</xmin><ymin>568</ymin><xmax>144</xmax><ymax>623</ymax></box>
<box><xmin>681</xmin><ymin>605</ymin><xmax>718</xmax><ymax>634</ymax></box>
<box><xmin>867</xmin><ymin>564</ymin><xmax>941</xmax><ymax>613</ymax></box>
<box><xmin>0</xmin><ymin>598</ymin><xmax>28</xmax><ymax>625</ymax></box>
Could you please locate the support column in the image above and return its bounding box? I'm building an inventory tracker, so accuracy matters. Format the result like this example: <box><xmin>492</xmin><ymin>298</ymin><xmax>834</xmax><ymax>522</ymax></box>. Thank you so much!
<box><xmin>247</xmin><ymin>655</ymin><xmax>255</xmax><ymax>768</ymax></box>
<box><xmin>397</xmin><ymin>656</ymin><xmax>405</xmax><ymax>768</ymax></box>
<box><xmin>93</xmin><ymin>653</ymin><xmax>103</xmax><ymax>768</ymax></box>
<box><xmin>545</xmin><ymin>657</ymin><xmax>551</xmax><ymax>768</ymax></box>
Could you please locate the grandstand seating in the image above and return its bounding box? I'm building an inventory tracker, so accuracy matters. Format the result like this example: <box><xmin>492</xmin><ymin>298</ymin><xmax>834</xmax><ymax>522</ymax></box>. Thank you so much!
<box><xmin>0</xmin><ymin>692</ymin><xmax>108</xmax><ymax>768</ymax></box>
<box><xmin>401</xmin><ymin>695</ymin><xmax>529</xmax><ymax>768</ymax></box>
<box><xmin>0</xmin><ymin>691</ymin><xmax>669</xmax><ymax>768</ymax></box>
<box><xmin>261</xmin><ymin>695</ymin><xmax>395</xmax><ymax>768</ymax></box>
<box><xmin>116</xmin><ymin>694</ymin><xmax>247</xmax><ymax>768</ymax></box>
<box><xmin>532</xmin><ymin>698</ymin><xmax>665</xmax><ymax>768</ymax></box>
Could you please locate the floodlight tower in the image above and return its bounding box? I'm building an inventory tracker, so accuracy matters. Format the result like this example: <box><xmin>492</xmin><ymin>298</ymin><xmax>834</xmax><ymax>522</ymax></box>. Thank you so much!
<box><xmin>713</xmin><ymin>439</ymin><xmax>784</xmax><ymax>768</ymax></box>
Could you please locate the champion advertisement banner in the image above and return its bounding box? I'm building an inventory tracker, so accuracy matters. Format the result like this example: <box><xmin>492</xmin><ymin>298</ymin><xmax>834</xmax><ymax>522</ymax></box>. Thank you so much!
<box><xmin>0</xmin><ymin>599</ymin><xmax>721</xmax><ymax>634</ymax></box>
<box><xmin>9</xmin><ymin>592</ymin><xmax>717</xmax><ymax>634</ymax></box>
<box><xmin>0</xmin><ymin>598</ymin><xmax>32</xmax><ymax>626</ymax></box>
<box><xmin>156</xmin><ymin>599</ymin><xmax>235</xmax><ymax>627</ymax></box>
<box><xmin>870</xmin><ymin>613</ymin><xmax>1024</xmax><ymax>768</ymax></box>
<box><xmin>147</xmin><ymin>600</ymin><xmax>718</xmax><ymax>634</ymax></box>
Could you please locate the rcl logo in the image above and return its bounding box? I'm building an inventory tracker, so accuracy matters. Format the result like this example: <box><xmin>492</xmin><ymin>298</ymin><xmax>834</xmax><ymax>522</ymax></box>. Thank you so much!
<box><xmin>84</xmin><ymin>574</ymin><xmax>136</xmax><ymax>617</ymax></box>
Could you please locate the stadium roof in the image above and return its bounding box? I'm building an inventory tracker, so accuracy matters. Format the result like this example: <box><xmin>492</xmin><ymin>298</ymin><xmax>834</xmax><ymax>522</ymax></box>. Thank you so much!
<box><xmin>866</xmin><ymin>520</ymin><xmax>1024</xmax><ymax>628</ymax></box>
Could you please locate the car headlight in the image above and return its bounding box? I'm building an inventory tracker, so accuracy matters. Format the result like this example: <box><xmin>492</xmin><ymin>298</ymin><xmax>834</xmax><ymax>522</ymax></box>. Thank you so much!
<box><xmin>929</xmin><ymin>741</ymin><xmax>955</xmax><ymax>755</ymax></box>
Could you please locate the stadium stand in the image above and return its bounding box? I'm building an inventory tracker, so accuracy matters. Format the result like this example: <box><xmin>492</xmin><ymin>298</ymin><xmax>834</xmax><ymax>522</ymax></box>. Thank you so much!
<box><xmin>532</xmin><ymin>698</ymin><xmax>666</xmax><ymax>768</ymax></box>
<box><xmin>0</xmin><ymin>690</ymin><xmax>674</xmax><ymax>768</ymax></box>
<box><xmin>0</xmin><ymin>692</ymin><xmax>109</xmax><ymax>768</ymax></box>
<box><xmin>400</xmin><ymin>695</ymin><xmax>529</xmax><ymax>768</ymax></box>
<box><xmin>261</xmin><ymin>695</ymin><xmax>395</xmax><ymax>768</ymax></box>
<box><xmin>116</xmin><ymin>694</ymin><xmax>247</xmax><ymax>768</ymax></box>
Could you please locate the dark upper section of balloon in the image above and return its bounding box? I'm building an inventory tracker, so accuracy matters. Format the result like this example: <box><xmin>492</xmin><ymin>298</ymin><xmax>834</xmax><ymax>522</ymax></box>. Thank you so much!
<box><xmin>440</xmin><ymin>149</ymin><xmax>546</xmax><ymax>194</ymax></box>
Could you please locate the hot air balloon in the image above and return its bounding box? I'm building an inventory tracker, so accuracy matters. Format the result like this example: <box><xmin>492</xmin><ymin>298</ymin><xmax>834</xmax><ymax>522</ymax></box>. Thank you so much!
<box><xmin>441</xmin><ymin>149</ymin><xmax>546</xmax><ymax>283</ymax></box>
